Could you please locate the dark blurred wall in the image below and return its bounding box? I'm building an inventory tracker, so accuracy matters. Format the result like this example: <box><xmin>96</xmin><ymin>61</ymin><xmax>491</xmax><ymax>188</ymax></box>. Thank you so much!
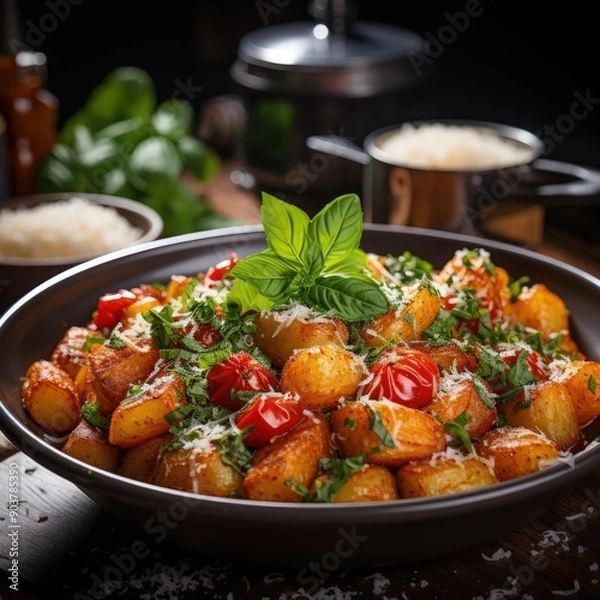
<box><xmin>11</xmin><ymin>0</ymin><xmax>600</xmax><ymax>239</ymax></box>
<box><xmin>15</xmin><ymin>0</ymin><xmax>600</xmax><ymax>152</ymax></box>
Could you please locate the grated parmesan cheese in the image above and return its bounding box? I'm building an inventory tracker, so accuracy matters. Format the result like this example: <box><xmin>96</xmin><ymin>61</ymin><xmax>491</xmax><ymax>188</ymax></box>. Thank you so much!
<box><xmin>0</xmin><ymin>196</ymin><xmax>143</xmax><ymax>259</ymax></box>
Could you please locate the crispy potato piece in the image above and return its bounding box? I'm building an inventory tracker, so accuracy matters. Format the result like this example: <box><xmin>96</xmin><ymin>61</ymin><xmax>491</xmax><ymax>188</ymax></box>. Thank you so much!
<box><xmin>502</xmin><ymin>381</ymin><xmax>581</xmax><ymax>451</ymax></box>
<box><xmin>475</xmin><ymin>425</ymin><xmax>560</xmax><ymax>482</ymax></box>
<box><xmin>50</xmin><ymin>326</ymin><xmax>100</xmax><ymax>380</ymax></box>
<box><xmin>331</xmin><ymin>400</ymin><xmax>446</xmax><ymax>468</ymax></box>
<box><xmin>396</xmin><ymin>453</ymin><xmax>498</xmax><ymax>498</ymax></box>
<box><xmin>324</xmin><ymin>464</ymin><xmax>400</xmax><ymax>503</ymax></box>
<box><xmin>253</xmin><ymin>310</ymin><xmax>349</xmax><ymax>368</ymax></box>
<box><xmin>423</xmin><ymin>376</ymin><xmax>497</xmax><ymax>440</ymax></box>
<box><xmin>154</xmin><ymin>444</ymin><xmax>244</xmax><ymax>498</ymax></box>
<box><xmin>553</xmin><ymin>361</ymin><xmax>600</xmax><ymax>426</ymax></box>
<box><xmin>120</xmin><ymin>434</ymin><xmax>172</xmax><ymax>482</ymax></box>
<box><xmin>359</xmin><ymin>284</ymin><xmax>441</xmax><ymax>347</ymax></box>
<box><xmin>62</xmin><ymin>419</ymin><xmax>122</xmax><ymax>472</ymax></box>
<box><xmin>22</xmin><ymin>359</ymin><xmax>81</xmax><ymax>434</ymax></box>
<box><xmin>86</xmin><ymin>339</ymin><xmax>159</xmax><ymax>414</ymax></box>
<box><xmin>243</xmin><ymin>412</ymin><xmax>332</xmax><ymax>502</ymax></box>
<box><xmin>410</xmin><ymin>341</ymin><xmax>478</xmax><ymax>373</ymax></box>
<box><xmin>436</xmin><ymin>253</ymin><xmax>512</xmax><ymax>315</ymax></box>
<box><xmin>108</xmin><ymin>373</ymin><xmax>187</xmax><ymax>448</ymax></box>
<box><xmin>279</xmin><ymin>344</ymin><xmax>367</xmax><ymax>410</ymax></box>
<box><xmin>505</xmin><ymin>283</ymin><xmax>583</xmax><ymax>357</ymax></box>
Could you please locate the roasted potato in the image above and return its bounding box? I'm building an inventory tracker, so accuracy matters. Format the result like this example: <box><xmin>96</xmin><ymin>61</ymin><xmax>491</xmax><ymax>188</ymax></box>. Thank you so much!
<box><xmin>475</xmin><ymin>425</ymin><xmax>560</xmax><ymax>482</ymax></box>
<box><xmin>553</xmin><ymin>361</ymin><xmax>600</xmax><ymax>426</ymax></box>
<box><xmin>397</xmin><ymin>453</ymin><xmax>498</xmax><ymax>498</ymax></box>
<box><xmin>253</xmin><ymin>310</ymin><xmax>349</xmax><ymax>368</ymax></box>
<box><xmin>62</xmin><ymin>419</ymin><xmax>122</xmax><ymax>472</ymax></box>
<box><xmin>108</xmin><ymin>372</ymin><xmax>187</xmax><ymax>448</ymax></box>
<box><xmin>505</xmin><ymin>283</ymin><xmax>583</xmax><ymax>357</ymax></box>
<box><xmin>410</xmin><ymin>340</ymin><xmax>478</xmax><ymax>373</ymax></box>
<box><xmin>279</xmin><ymin>344</ymin><xmax>367</xmax><ymax>410</ymax></box>
<box><xmin>22</xmin><ymin>359</ymin><xmax>81</xmax><ymax>434</ymax></box>
<box><xmin>423</xmin><ymin>376</ymin><xmax>497</xmax><ymax>440</ymax></box>
<box><xmin>243</xmin><ymin>412</ymin><xmax>332</xmax><ymax>502</ymax></box>
<box><xmin>319</xmin><ymin>464</ymin><xmax>400</xmax><ymax>503</ymax></box>
<box><xmin>331</xmin><ymin>400</ymin><xmax>446</xmax><ymax>468</ymax></box>
<box><xmin>359</xmin><ymin>284</ymin><xmax>441</xmax><ymax>347</ymax></box>
<box><xmin>153</xmin><ymin>444</ymin><xmax>244</xmax><ymax>497</ymax></box>
<box><xmin>501</xmin><ymin>381</ymin><xmax>581</xmax><ymax>451</ymax></box>
<box><xmin>120</xmin><ymin>434</ymin><xmax>172</xmax><ymax>482</ymax></box>
<box><xmin>50</xmin><ymin>325</ymin><xmax>100</xmax><ymax>380</ymax></box>
<box><xmin>86</xmin><ymin>338</ymin><xmax>159</xmax><ymax>414</ymax></box>
<box><xmin>435</xmin><ymin>251</ymin><xmax>512</xmax><ymax>315</ymax></box>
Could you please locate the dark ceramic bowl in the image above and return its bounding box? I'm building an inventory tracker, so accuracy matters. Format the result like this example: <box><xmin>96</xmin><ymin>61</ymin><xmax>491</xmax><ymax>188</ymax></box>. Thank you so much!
<box><xmin>0</xmin><ymin>225</ymin><xmax>599</xmax><ymax>568</ymax></box>
<box><xmin>0</xmin><ymin>192</ymin><xmax>163</xmax><ymax>314</ymax></box>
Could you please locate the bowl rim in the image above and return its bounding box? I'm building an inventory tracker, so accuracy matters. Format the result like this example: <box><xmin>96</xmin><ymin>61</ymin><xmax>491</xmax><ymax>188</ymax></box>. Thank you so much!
<box><xmin>1</xmin><ymin>223</ymin><xmax>599</xmax><ymax>522</ymax></box>
<box><xmin>0</xmin><ymin>192</ymin><xmax>164</xmax><ymax>266</ymax></box>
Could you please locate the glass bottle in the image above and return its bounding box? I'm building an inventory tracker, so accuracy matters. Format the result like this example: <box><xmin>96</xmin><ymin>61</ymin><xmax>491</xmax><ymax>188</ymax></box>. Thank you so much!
<box><xmin>0</xmin><ymin>0</ymin><xmax>59</xmax><ymax>197</ymax></box>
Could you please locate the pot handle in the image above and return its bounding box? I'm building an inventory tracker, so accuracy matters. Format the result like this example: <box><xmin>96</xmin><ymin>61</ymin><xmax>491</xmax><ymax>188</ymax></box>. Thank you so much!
<box><xmin>513</xmin><ymin>158</ymin><xmax>600</xmax><ymax>206</ymax></box>
<box><xmin>306</xmin><ymin>135</ymin><xmax>370</xmax><ymax>165</ymax></box>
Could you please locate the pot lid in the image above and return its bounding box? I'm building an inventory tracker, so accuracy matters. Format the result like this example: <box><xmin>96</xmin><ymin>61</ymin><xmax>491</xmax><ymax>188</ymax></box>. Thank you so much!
<box><xmin>231</xmin><ymin>20</ymin><xmax>426</xmax><ymax>98</ymax></box>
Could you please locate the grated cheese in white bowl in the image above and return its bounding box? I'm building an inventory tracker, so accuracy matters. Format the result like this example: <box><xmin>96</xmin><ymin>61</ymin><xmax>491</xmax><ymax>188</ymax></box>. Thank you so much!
<box><xmin>0</xmin><ymin>196</ymin><xmax>144</xmax><ymax>260</ymax></box>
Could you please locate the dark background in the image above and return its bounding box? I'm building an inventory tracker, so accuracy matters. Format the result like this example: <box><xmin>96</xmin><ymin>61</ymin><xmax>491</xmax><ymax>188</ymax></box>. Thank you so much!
<box><xmin>12</xmin><ymin>0</ymin><xmax>600</xmax><ymax>240</ymax></box>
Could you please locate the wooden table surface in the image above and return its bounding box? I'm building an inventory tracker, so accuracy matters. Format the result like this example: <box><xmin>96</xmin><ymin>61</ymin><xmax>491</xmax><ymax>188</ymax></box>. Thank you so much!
<box><xmin>1</xmin><ymin>176</ymin><xmax>600</xmax><ymax>600</ymax></box>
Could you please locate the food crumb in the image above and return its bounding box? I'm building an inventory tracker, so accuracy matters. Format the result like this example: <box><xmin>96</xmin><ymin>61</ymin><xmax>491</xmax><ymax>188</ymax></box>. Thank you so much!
<box><xmin>482</xmin><ymin>548</ymin><xmax>512</xmax><ymax>561</ymax></box>
<box><xmin>364</xmin><ymin>572</ymin><xmax>391</xmax><ymax>595</ymax></box>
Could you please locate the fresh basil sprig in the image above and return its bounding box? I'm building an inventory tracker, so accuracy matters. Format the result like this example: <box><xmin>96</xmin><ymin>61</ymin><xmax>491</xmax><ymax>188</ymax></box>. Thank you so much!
<box><xmin>225</xmin><ymin>192</ymin><xmax>390</xmax><ymax>322</ymax></box>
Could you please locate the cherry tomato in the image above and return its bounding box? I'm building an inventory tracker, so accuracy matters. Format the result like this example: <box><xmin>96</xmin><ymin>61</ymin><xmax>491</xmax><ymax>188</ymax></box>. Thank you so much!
<box><xmin>363</xmin><ymin>347</ymin><xmax>440</xmax><ymax>409</ymax></box>
<box><xmin>235</xmin><ymin>393</ymin><xmax>304</xmax><ymax>447</ymax></box>
<box><xmin>91</xmin><ymin>286</ymin><xmax>159</xmax><ymax>331</ymax></box>
<box><xmin>203</xmin><ymin>253</ymin><xmax>240</xmax><ymax>288</ymax></box>
<box><xmin>92</xmin><ymin>289</ymin><xmax>139</xmax><ymax>331</ymax></box>
<box><xmin>206</xmin><ymin>351</ymin><xmax>279</xmax><ymax>411</ymax></box>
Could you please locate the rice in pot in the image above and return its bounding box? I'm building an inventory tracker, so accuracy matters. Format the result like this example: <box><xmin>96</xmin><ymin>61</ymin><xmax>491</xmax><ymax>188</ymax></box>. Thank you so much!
<box><xmin>377</xmin><ymin>123</ymin><xmax>536</xmax><ymax>170</ymax></box>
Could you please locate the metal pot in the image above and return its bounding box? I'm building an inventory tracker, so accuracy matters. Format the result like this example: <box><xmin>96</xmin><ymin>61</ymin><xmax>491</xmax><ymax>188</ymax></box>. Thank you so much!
<box><xmin>307</xmin><ymin>119</ymin><xmax>600</xmax><ymax>238</ymax></box>
<box><xmin>229</xmin><ymin>1</ymin><xmax>430</xmax><ymax>205</ymax></box>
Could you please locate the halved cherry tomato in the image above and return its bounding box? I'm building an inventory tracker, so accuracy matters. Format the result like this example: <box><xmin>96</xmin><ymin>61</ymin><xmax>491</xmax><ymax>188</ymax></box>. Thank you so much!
<box><xmin>92</xmin><ymin>289</ymin><xmax>138</xmax><ymax>331</ymax></box>
<box><xmin>235</xmin><ymin>393</ymin><xmax>304</xmax><ymax>447</ymax></box>
<box><xmin>203</xmin><ymin>253</ymin><xmax>240</xmax><ymax>288</ymax></box>
<box><xmin>91</xmin><ymin>286</ymin><xmax>159</xmax><ymax>331</ymax></box>
<box><xmin>363</xmin><ymin>347</ymin><xmax>440</xmax><ymax>409</ymax></box>
<box><xmin>206</xmin><ymin>351</ymin><xmax>279</xmax><ymax>411</ymax></box>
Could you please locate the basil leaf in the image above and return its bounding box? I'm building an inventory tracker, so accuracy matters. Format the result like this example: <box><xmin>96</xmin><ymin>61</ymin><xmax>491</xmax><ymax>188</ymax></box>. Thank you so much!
<box><xmin>151</xmin><ymin>99</ymin><xmax>194</xmax><ymax>141</ymax></box>
<box><xmin>129</xmin><ymin>136</ymin><xmax>183</xmax><ymax>191</ymax></box>
<box><xmin>225</xmin><ymin>280</ymin><xmax>274</xmax><ymax>316</ymax></box>
<box><xmin>178</xmin><ymin>136</ymin><xmax>221</xmax><ymax>181</ymax></box>
<box><xmin>310</xmin><ymin>193</ymin><xmax>363</xmax><ymax>270</ymax></box>
<box><xmin>61</xmin><ymin>66</ymin><xmax>155</xmax><ymax>144</ymax></box>
<box><xmin>326</xmin><ymin>248</ymin><xmax>369</xmax><ymax>275</ymax></box>
<box><xmin>303</xmin><ymin>238</ymin><xmax>324</xmax><ymax>277</ymax></box>
<box><xmin>304</xmin><ymin>274</ymin><xmax>389</xmax><ymax>322</ymax></box>
<box><xmin>231</xmin><ymin>251</ymin><xmax>296</xmax><ymax>301</ymax></box>
<box><xmin>261</xmin><ymin>192</ymin><xmax>310</xmax><ymax>268</ymax></box>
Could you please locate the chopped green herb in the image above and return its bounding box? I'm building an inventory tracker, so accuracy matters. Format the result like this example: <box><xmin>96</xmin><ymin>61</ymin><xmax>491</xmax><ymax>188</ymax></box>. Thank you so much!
<box><xmin>589</xmin><ymin>375</ymin><xmax>597</xmax><ymax>394</ymax></box>
<box><xmin>368</xmin><ymin>406</ymin><xmax>395</xmax><ymax>448</ymax></box>
<box><xmin>444</xmin><ymin>411</ymin><xmax>474</xmax><ymax>452</ymax></box>
<box><xmin>81</xmin><ymin>401</ymin><xmax>110</xmax><ymax>430</ymax></box>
